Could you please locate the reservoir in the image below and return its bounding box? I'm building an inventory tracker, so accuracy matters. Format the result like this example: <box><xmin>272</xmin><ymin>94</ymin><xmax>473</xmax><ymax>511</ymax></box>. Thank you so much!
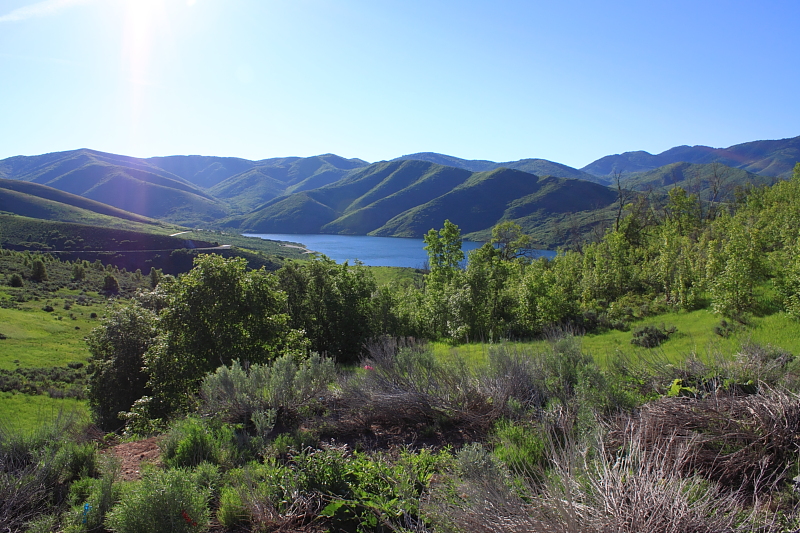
<box><xmin>245</xmin><ymin>233</ymin><xmax>555</xmax><ymax>268</ymax></box>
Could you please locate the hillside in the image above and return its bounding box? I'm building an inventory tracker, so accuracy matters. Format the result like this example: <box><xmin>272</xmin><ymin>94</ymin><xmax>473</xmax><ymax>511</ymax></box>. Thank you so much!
<box><xmin>0</xmin><ymin>178</ymin><xmax>161</xmax><ymax>225</ymax></box>
<box><xmin>234</xmin><ymin>161</ymin><xmax>619</xmax><ymax>244</ymax></box>
<box><xmin>0</xmin><ymin>149</ymin><xmax>228</xmax><ymax>224</ymax></box>
<box><xmin>208</xmin><ymin>154</ymin><xmax>368</xmax><ymax>213</ymax></box>
<box><xmin>394</xmin><ymin>152</ymin><xmax>607</xmax><ymax>184</ymax></box>
<box><xmin>1</xmin><ymin>135</ymin><xmax>795</xmax><ymax>242</ymax></box>
<box><xmin>620</xmin><ymin>162</ymin><xmax>777</xmax><ymax>199</ymax></box>
<box><xmin>583</xmin><ymin>135</ymin><xmax>800</xmax><ymax>178</ymax></box>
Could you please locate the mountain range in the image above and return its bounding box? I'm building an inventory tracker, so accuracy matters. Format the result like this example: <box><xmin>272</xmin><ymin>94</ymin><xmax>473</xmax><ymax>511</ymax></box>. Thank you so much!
<box><xmin>0</xmin><ymin>135</ymin><xmax>797</xmax><ymax>246</ymax></box>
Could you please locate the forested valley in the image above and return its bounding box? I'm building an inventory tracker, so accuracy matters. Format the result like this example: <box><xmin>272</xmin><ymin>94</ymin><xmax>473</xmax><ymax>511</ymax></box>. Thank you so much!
<box><xmin>4</xmin><ymin>164</ymin><xmax>800</xmax><ymax>532</ymax></box>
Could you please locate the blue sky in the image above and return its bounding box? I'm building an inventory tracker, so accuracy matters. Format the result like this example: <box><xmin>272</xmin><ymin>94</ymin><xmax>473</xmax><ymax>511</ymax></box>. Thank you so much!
<box><xmin>1</xmin><ymin>0</ymin><xmax>798</xmax><ymax>168</ymax></box>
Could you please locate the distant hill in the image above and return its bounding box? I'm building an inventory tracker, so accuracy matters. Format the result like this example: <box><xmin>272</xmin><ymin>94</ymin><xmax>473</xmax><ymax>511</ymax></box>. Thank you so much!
<box><xmin>621</xmin><ymin>162</ymin><xmax>777</xmax><ymax>200</ymax></box>
<box><xmin>394</xmin><ymin>153</ymin><xmax>608</xmax><ymax>184</ymax></box>
<box><xmin>582</xmin><ymin>135</ymin><xmax>800</xmax><ymax>178</ymax></box>
<box><xmin>2</xmin><ymin>135</ymin><xmax>795</xmax><ymax>247</ymax></box>
<box><xmin>233</xmin><ymin>160</ymin><xmax>618</xmax><ymax>244</ymax></box>
<box><xmin>209</xmin><ymin>154</ymin><xmax>369</xmax><ymax>213</ymax></box>
<box><xmin>0</xmin><ymin>149</ymin><xmax>228</xmax><ymax>224</ymax></box>
<box><xmin>148</xmin><ymin>153</ymin><xmax>368</xmax><ymax>190</ymax></box>
<box><xmin>0</xmin><ymin>178</ymin><xmax>158</xmax><ymax>224</ymax></box>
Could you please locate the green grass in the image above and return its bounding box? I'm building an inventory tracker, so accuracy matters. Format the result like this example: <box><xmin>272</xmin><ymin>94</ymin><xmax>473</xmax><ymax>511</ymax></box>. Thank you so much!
<box><xmin>0</xmin><ymin>298</ymin><xmax>104</xmax><ymax>370</ymax></box>
<box><xmin>430</xmin><ymin>309</ymin><xmax>800</xmax><ymax>370</ymax></box>
<box><xmin>368</xmin><ymin>266</ymin><xmax>424</xmax><ymax>287</ymax></box>
<box><xmin>0</xmin><ymin>391</ymin><xmax>89</xmax><ymax>433</ymax></box>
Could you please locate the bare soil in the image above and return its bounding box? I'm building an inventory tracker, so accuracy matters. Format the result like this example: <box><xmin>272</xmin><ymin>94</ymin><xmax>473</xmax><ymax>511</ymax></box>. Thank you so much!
<box><xmin>101</xmin><ymin>436</ymin><xmax>161</xmax><ymax>481</ymax></box>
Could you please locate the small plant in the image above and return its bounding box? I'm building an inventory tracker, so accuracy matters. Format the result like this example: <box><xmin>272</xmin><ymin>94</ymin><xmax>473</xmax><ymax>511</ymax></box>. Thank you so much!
<box><xmin>9</xmin><ymin>273</ymin><xmax>23</xmax><ymax>287</ymax></box>
<box><xmin>160</xmin><ymin>417</ymin><xmax>232</xmax><ymax>468</ymax></box>
<box><xmin>631</xmin><ymin>324</ymin><xmax>676</xmax><ymax>348</ymax></box>
<box><xmin>105</xmin><ymin>468</ymin><xmax>210</xmax><ymax>533</ymax></box>
<box><xmin>713</xmin><ymin>319</ymin><xmax>738</xmax><ymax>338</ymax></box>
<box><xmin>491</xmin><ymin>420</ymin><xmax>546</xmax><ymax>474</ymax></box>
<box><xmin>216</xmin><ymin>486</ymin><xmax>247</xmax><ymax>528</ymax></box>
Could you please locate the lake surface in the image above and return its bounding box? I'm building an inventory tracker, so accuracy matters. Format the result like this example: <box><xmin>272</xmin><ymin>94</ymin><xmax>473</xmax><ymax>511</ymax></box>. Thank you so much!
<box><xmin>245</xmin><ymin>233</ymin><xmax>555</xmax><ymax>268</ymax></box>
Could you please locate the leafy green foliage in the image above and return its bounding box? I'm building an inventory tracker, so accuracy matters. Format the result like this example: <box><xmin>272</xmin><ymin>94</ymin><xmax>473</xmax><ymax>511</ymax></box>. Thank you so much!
<box><xmin>277</xmin><ymin>257</ymin><xmax>378</xmax><ymax>364</ymax></box>
<box><xmin>105</xmin><ymin>468</ymin><xmax>210</xmax><ymax>533</ymax></box>
<box><xmin>199</xmin><ymin>354</ymin><xmax>335</xmax><ymax>430</ymax></box>
<box><xmin>160</xmin><ymin>417</ymin><xmax>234</xmax><ymax>468</ymax></box>
<box><xmin>143</xmin><ymin>255</ymin><xmax>307</xmax><ymax>417</ymax></box>
<box><xmin>86</xmin><ymin>303</ymin><xmax>157</xmax><ymax>430</ymax></box>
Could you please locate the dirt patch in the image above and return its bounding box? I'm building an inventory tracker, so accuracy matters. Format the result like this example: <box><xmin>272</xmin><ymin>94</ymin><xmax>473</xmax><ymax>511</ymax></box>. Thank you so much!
<box><xmin>102</xmin><ymin>437</ymin><xmax>161</xmax><ymax>481</ymax></box>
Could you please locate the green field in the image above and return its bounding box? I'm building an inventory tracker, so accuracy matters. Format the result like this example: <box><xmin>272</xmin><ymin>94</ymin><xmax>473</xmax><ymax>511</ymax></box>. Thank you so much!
<box><xmin>431</xmin><ymin>308</ymin><xmax>800</xmax><ymax>369</ymax></box>
<box><xmin>0</xmin><ymin>295</ymin><xmax>105</xmax><ymax>370</ymax></box>
<box><xmin>0</xmin><ymin>391</ymin><xmax>89</xmax><ymax>433</ymax></box>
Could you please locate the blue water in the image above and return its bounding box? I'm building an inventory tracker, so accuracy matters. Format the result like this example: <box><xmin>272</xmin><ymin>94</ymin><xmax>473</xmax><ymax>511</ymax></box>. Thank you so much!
<box><xmin>245</xmin><ymin>233</ymin><xmax>555</xmax><ymax>268</ymax></box>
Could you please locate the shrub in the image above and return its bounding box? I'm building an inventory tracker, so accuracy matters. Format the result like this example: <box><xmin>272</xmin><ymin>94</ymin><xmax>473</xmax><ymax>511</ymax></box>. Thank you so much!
<box><xmin>200</xmin><ymin>353</ymin><xmax>335</xmax><ymax>430</ymax></box>
<box><xmin>102</xmin><ymin>274</ymin><xmax>119</xmax><ymax>294</ymax></box>
<box><xmin>343</xmin><ymin>337</ymin><xmax>489</xmax><ymax>431</ymax></box>
<box><xmin>608</xmin><ymin>388</ymin><xmax>800</xmax><ymax>491</ymax></box>
<box><xmin>630</xmin><ymin>324</ymin><xmax>676</xmax><ymax>348</ymax></box>
<box><xmin>216</xmin><ymin>486</ymin><xmax>247</xmax><ymax>528</ymax></box>
<box><xmin>0</xmin><ymin>414</ymin><xmax>84</xmax><ymax>531</ymax></box>
<box><xmin>9</xmin><ymin>273</ymin><xmax>23</xmax><ymax>287</ymax></box>
<box><xmin>491</xmin><ymin>420</ymin><xmax>546</xmax><ymax>475</ymax></box>
<box><xmin>66</xmin><ymin>459</ymin><xmax>119</xmax><ymax>532</ymax></box>
<box><xmin>430</xmin><ymin>428</ymin><xmax>777</xmax><ymax>533</ymax></box>
<box><xmin>105</xmin><ymin>469</ymin><xmax>210</xmax><ymax>533</ymax></box>
<box><xmin>160</xmin><ymin>418</ymin><xmax>233</xmax><ymax>468</ymax></box>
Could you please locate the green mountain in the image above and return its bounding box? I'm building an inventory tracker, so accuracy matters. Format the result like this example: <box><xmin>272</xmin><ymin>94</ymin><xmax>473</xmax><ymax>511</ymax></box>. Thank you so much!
<box><xmin>209</xmin><ymin>154</ymin><xmax>368</xmax><ymax>213</ymax></box>
<box><xmin>394</xmin><ymin>153</ymin><xmax>607</xmax><ymax>184</ymax></box>
<box><xmin>582</xmin><ymin>135</ymin><xmax>800</xmax><ymax>178</ymax></box>
<box><xmin>0</xmin><ymin>149</ymin><xmax>227</xmax><ymax>224</ymax></box>
<box><xmin>621</xmin><ymin>162</ymin><xmax>777</xmax><ymax>199</ymax></box>
<box><xmin>0</xmin><ymin>179</ymin><xmax>188</xmax><ymax>236</ymax></box>
<box><xmin>234</xmin><ymin>160</ymin><xmax>618</xmax><ymax>244</ymax></box>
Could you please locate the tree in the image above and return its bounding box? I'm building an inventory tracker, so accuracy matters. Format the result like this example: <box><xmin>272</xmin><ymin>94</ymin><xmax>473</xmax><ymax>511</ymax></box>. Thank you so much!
<box><xmin>490</xmin><ymin>221</ymin><xmax>533</xmax><ymax>261</ymax></box>
<box><xmin>103</xmin><ymin>273</ymin><xmax>120</xmax><ymax>294</ymax></box>
<box><xmin>86</xmin><ymin>303</ymin><xmax>158</xmax><ymax>430</ymax></box>
<box><xmin>72</xmin><ymin>263</ymin><xmax>85</xmax><ymax>281</ymax></box>
<box><xmin>423</xmin><ymin>219</ymin><xmax>464</xmax><ymax>272</ymax></box>
<box><xmin>30</xmin><ymin>259</ymin><xmax>47</xmax><ymax>282</ymax></box>
<box><xmin>149</xmin><ymin>267</ymin><xmax>162</xmax><ymax>288</ymax></box>
<box><xmin>277</xmin><ymin>256</ymin><xmax>378</xmax><ymax>364</ymax></box>
<box><xmin>143</xmin><ymin>255</ymin><xmax>307</xmax><ymax>416</ymax></box>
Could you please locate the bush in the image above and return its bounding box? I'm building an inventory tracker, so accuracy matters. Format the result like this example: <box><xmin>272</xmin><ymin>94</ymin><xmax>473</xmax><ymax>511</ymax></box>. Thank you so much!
<box><xmin>630</xmin><ymin>324</ymin><xmax>676</xmax><ymax>348</ymax></box>
<box><xmin>160</xmin><ymin>418</ymin><xmax>233</xmax><ymax>469</ymax></box>
<box><xmin>0</xmin><ymin>414</ymin><xmax>84</xmax><ymax>531</ymax></box>
<box><xmin>216</xmin><ymin>486</ymin><xmax>247</xmax><ymax>528</ymax></box>
<box><xmin>491</xmin><ymin>420</ymin><xmax>546</xmax><ymax>475</ymax></box>
<box><xmin>200</xmin><ymin>354</ymin><xmax>335</xmax><ymax>430</ymax></box>
<box><xmin>102</xmin><ymin>274</ymin><xmax>119</xmax><ymax>294</ymax></box>
<box><xmin>105</xmin><ymin>469</ymin><xmax>210</xmax><ymax>533</ymax></box>
<box><xmin>9</xmin><ymin>273</ymin><xmax>23</xmax><ymax>287</ymax></box>
<box><xmin>30</xmin><ymin>259</ymin><xmax>47</xmax><ymax>282</ymax></box>
<box><xmin>66</xmin><ymin>460</ymin><xmax>119</xmax><ymax>532</ymax></box>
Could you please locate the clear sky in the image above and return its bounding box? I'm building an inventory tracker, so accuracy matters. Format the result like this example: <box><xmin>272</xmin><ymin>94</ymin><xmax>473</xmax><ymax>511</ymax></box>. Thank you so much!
<box><xmin>1</xmin><ymin>0</ymin><xmax>798</xmax><ymax>168</ymax></box>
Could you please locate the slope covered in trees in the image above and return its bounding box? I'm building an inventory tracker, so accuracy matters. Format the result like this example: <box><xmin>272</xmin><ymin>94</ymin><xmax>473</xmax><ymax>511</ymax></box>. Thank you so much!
<box><xmin>583</xmin><ymin>134</ymin><xmax>800</xmax><ymax>178</ymax></box>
